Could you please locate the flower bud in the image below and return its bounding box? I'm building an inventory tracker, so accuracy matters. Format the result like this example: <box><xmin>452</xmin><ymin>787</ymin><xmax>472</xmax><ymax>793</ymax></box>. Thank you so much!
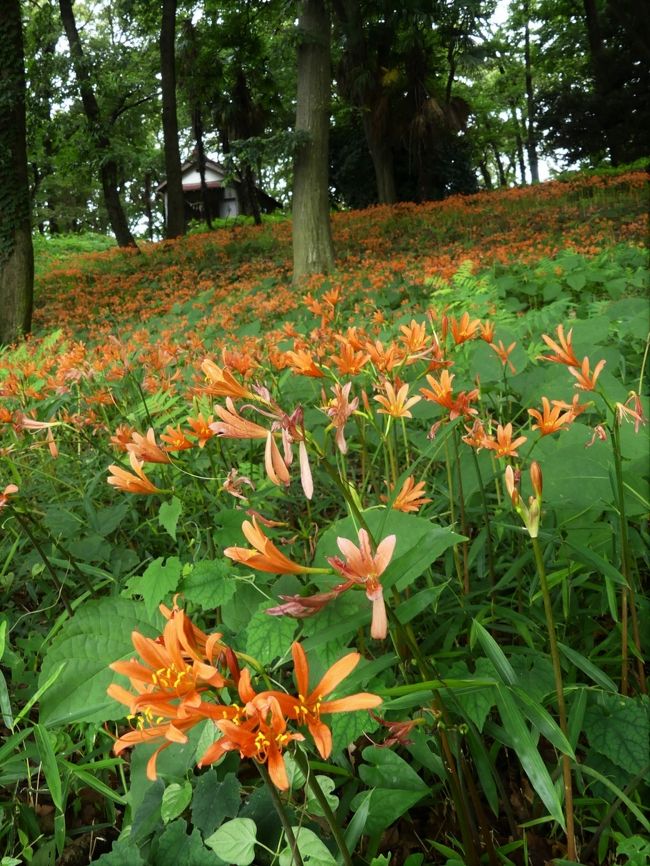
<box><xmin>530</xmin><ymin>461</ymin><xmax>543</xmax><ymax>498</ymax></box>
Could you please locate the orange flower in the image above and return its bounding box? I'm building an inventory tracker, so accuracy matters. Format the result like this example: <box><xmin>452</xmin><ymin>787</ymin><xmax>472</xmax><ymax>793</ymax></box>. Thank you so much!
<box><xmin>462</xmin><ymin>418</ymin><xmax>490</xmax><ymax>450</ymax></box>
<box><xmin>331</xmin><ymin>341</ymin><xmax>370</xmax><ymax>375</ymax></box>
<box><xmin>615</xmin><ymin>391</ymin><xmax>646</xmax><ymax>433</ymax></box>
<box><xmin>420</xmin><ymin>370</ymin><xmax>479</xmax><ymax>420</ymax></box>
<box><xmin>201</xmin><ymin>358</ymin><xmax>256</xmax><ymax>399</ymax></box>
<box><xmin>211</xmin><ymin>398</ymin><xmax>268</xmax><ymax>439</ymax></box>
<box><xmin>389</xmin><ymin>476</ymin><xmax>431</xmax><ymax>513</ymax></box>
<box><xmin>126</xmin><ymin>428</ymin><xmax>171</xmax><ymax>464</ymax></box>
<box><xmin>399</xmin><ymin>319</ymin><xmax>429</xmax><ymax>355</ymax></box>
<box><xmin>160</xmin><ymin>425</ymin><xmax>194</xmax><ymax>451</ymax></box>
<box><xmin>479</xmin><ymin>320</ymin><xmax>495</xmax><ymax>343</ymax></box>
<box><xmin>284</xmin><ymin>349</ymin><xmax>324</xmax><ymax>378</ymax></box>
<box><xmin>110</xmin><ymin>423</ymin><xmax>134</xmax><ymax>452</ymax></box>
<box><xmin>274</xmin><ymin>642</ymin><xmax>382</xmax><ymax>759</ymax></box>
<box><xmin>484</xmin><ymin>423</ymin><xmax>527</xmax><ymax>458</ymax></box>
<box><xmin>324</xmin><ymin>382</ymin><xmax>359</xmax><ymax>454</ymax></box>
<box><xmin>374</xmin><ymin>381</ymin><xmax>421</xmax><ymax>419</ymax></box>
<box><xmin>489</xmin><ymin>340</ymin><xmax>517</xmax><ymax>373</ymax></box>
<box><xmin>528</xmin><ymin>397</ymin><xmax>574</xmax><ymax>435</ymax></box>
<box><xmin>449</xmin><ymin>312</ymin><xmax>481</xmax><ymax>345</ymax></box>
<box><xmin>107</xmin><ymin>452</ymin><xmax>161</xmax><ymax>494</ymax></box>
<box><xmin>186</xmin><ymin>413</ymin><xmax>216</xmax><ymax>447</ymax></box>
<box><xmin>224</xmin><ymin>516</ymin><xmax>325</xmax><ymax>574</ymax></box>
<box><xmin>0</xmin><ymin>484</ymin><xmax>18</xmax><ymax>509</ymax></box>
<box><xmin>540</xmin><ymin>325</ymin><xmax>581</xmax><ymax>367</ymax></box>
<box><xmin>568</xmin><ymin>357</ymin><xmax>606</xmax><ymax>391</ymax></box>
<box><xmin>328</xmin><ymin>528</ymin><xmax>396</xmax><ymax>640</ymax></box>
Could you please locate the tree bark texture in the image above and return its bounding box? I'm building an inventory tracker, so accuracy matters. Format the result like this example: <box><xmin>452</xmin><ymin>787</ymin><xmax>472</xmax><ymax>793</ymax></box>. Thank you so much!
<box><xmin>161</xmin><ymin>0</ymin><xmax>185</xmax><ymax>238</ymax></box>
<box><xmin>292</xmin><ymin>0</ymin><xmax>335</xmax><ymax>282</ymax></box>
<box><xmin>523</xmin><ymin>1</ymin><xmax>539</xmax><ymax>183</ymax></box>
<box><xmin>58</xmin><ymin>0</ymin><xmax>137</xmax><ymax>248</ymax></box>
<box><xmin>0</xmin><ymin>0</ymin><xmax>34</xmax><ymax>345</ymax></box>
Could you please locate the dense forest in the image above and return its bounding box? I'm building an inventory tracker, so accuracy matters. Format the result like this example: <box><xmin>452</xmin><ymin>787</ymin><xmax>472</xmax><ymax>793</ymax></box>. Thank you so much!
<box><xmin>1</xmin><ymin>0</ymin><xmax>649</xmax><ymax>343</ymax></box>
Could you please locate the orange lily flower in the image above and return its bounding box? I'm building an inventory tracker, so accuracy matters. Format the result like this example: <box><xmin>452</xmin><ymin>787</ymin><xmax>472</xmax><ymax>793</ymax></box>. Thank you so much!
<box><xmin>331</xmin><ymin>341</ymin><xmax>371</xmax><ymax>375</ymax></box>
<box><xmin>420</xmin><ymin>371</ymin><xmax>479</xmax><ymax>420</ymax></box>
<box><xmin>568</xmin><ymin>356</ymin><xmax>606</xmax><ymax>391</ymax></box>
<box><xmin>479</xmin><ymin>320</ymin><xmax>495</xmax><ymax>343</ymax></box>
<box><xmin>224</xmin><ymin>516</ymin><xmax>326</xmax><ymax>575</ymax></box>
<box><xmin>462</xmin><ymin>418</ymin><xmax>490</xmax><ymax>450</ymax></box>
<box><xmin>284</xmin><ymin>349</ymin><xmax>325</xmax><ymax>378</ymax></box>
<box><xmin>201</xmin><ymin>358</ymin><xmax>257</xmax><ymax>400</ymax></box>
<box><xmin>615</xmin><ymin>391</ymin><xmax>646</xmax><ymax>433</ymax></box>
<box><xmin>107</xmin><ymin>452</ymin><xmax>161</xmax><ymax>494</ymax></box>
<box><xmin>324</xmin><ymin>382</ymin><xmax>359</xmax><ymax>455</ymax></box>
<box><xmin>540</xmin><ymin>325</ymin><xmax>581</xmax><ymax>367</ymax></box>
<box><xmin>374</xmin><ymin>381</ymin><xmax>421</xmax><ymax>419</ymax></box>
<box><xmin>275</xmin><ymin>642</ymin><xmax>382</xmax><ymax>759</ymax></box>
<box><xmin>528</xmin><ymin>397</ymin><xmax>575</xmax><ymax>435</ymax></box>
<box><xmin>160</xmin><ymin>425</ymin><xmax>194</xmax><ymax>451</ymax></box>
<box><xmin>484</xmin><ymin>423</ymin><xmax>528</xmax><ymax>458</ymax></box>
<box><xmin>399</xmin><ymin>319</ymin><xmax>429</xmax><ymax>355</ymax></box>
<box><xmin>389</xmin><ymin>476</ymin><xmax>431</xmax><ymax>513</ymax></box>
<box><xmin>0</xmin><ymin>484</ymin><xmax>18</xmax><ymax>509</ymax></box>
<box><xmin>489</xmin><ymin>340</ymin><xmax>517</xmax><ymax>373</ymax></box>
<box><xmin>126</xmin><ymin>428</ymin><xmax>171</xmax><ymax>464</ymax></box>
<box><xmin>186</xmin><ymin>413</ymin><xmax>216</xmax><ymax>447</ymax></box>
<box><xmin>211</xmin><ymin>398</ymin><xmax>268</xmax><ymax>439</ymax></box>
<box><xmin>328</xmin><ymin>528</ymin><xmax>396</xmax><ymax>640</ymax></box>
<box><xmin>449</xmin><ymin>312</ymin><xmax>481</xmax><ymax>345</ymax></box>
<box><xmin>110</xmin><ymin>423</ymin><xmax>134</xmax><ymax>452</ymax></box>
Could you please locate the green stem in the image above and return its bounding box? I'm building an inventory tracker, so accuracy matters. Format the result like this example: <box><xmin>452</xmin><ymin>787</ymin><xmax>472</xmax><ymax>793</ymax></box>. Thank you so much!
<box><xmin>257</xmin><ymin>763</ymin><xmax>304</xmax><ymax>866</ymax></box>
<box><xmin>293</xmin><ymin>750</ymin><xmax>353</xmax><ymax>866</ymax></box>
<box><xmin>531</xmin><ymin>536</ymin><xmax>576</xmax><ymax>862</ymax></box>
<box><xmin>444</xmin><ymin>437</ymin><xmax>464</xmax><ymax>589</ymax></box>
<box><xmin>470</xmin><ymin>447</ymin><xmax>496</xmax><ymax>588</ymax></box>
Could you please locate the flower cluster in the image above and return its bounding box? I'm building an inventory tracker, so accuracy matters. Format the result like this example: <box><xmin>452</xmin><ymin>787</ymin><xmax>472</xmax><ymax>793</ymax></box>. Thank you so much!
<box><xmin>108</xmin><ymin>601</ymin><xmax>381</xmax><ymax>789</ymax></box>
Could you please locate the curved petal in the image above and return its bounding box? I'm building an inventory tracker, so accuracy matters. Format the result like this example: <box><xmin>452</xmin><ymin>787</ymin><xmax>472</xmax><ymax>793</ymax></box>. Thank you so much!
<box><xmin>374</xmin><ymin>535</ymin><xmax>397</xmax><ymax>574</ymax></box>
<box><xmin>291</xmin><ymin>642</ymin><xmax>310</xmax><ymax>697</ymax></box>
<box><xmin>308</xmin><ymin>718</ymin><xmax>333</xmax><ymax>759</ymax></box>
<box><xmin>267</xmin><ymin>745</ymin><xmax>289</xmax><ymax>790</ymax></box>
<box><xmin>312</xmin><ymin>652</ymin><xmax>360</xmax><ymax>699</ymax></box>
<box><xmin>320</xmin><ymin>693</ymin><xmax>382</xmax><ymax>714</ymax></box>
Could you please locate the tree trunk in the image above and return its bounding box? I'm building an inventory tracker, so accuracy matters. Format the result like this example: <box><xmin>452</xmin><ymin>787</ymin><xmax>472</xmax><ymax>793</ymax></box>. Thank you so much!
<box><xmin>478</xmin><ymin>160</ymin><xmax>493</xmax><ymax>189</ymax></box>
<box><xmin>362</xmin><ymin>114</ymin><xmax>397</xmax><ymax>204</ymax></box>
<box><xmin>0</xmin><ymin>0</ymin><xmax>34</xmax><ymax>345</ymax></box>
<box><xmin>491</xmin><ymin>142</ymin><xmax>507</xmax><ymax>187</ymax></box>
<box><xmin>58</xmin><ymin>0</ymin><xmax>137</xmax><ymax>248</ymax></box>
<box><xmin>193</xmin><ymin>107</ymin><xmax>212</xmax><ymax>229</ymax></box>
<box><xmin>160</xmin><ymin>0</ymin><xmax>185</xmax><ymax>237</ymax></box>
<box><xmin>510</xmin><ymin>105</ymin><xmax>527</xmax><ymax>185</ymax></box>
<box><xmin>292</xmin><ymin>0</ymin><xmax>335</xmax><ymax>282</ymax></box>
<box><xmin>523</xmin><ymin>1</ymin><xmax>540</xmax><ymax>183</ymax></box>
<box><xmin>582</xmin><ymin>0</ymin><xmax>623</xmax><ymax>165</ymax></box>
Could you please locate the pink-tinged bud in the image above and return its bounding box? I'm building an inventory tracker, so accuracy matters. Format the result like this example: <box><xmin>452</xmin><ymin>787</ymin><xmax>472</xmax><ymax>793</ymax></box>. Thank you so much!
<box><xmin>361</xmin><ymin>389</ymin><xmax>370</xmax><ymax>412</ymax></box>
<box><xmin>530</xmin><ymin>461</ymin><xmax>542</xmax><ymax>498</ymax></box>
<box><xmin>526</xmin><ymin>498</ymin><xmax>540</xmax><ymax>538</ymax></box>
<box><xmin>441</xmin><ymin>314</ymin><xmax>449</xmax><ymax>342</ymax></box>
<box><xmin>504</xmin><ymin>465</ymin><xmax>519</xmax><ymax>505</ymax></box>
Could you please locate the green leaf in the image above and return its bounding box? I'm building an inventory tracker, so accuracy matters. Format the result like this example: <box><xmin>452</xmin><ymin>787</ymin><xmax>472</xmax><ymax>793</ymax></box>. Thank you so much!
<box><xmin>471</xmin><ymin>620</ymin><xmax>518</xmax><ymax>686</ymax></box>
<box><xmin>161</xmin><ymin>781</ymin><xmax>193</xmax><ymax>823</ymax></box>
<box><xmin>246</xmin><ymin>602</ymin><xmax>295</xmax><ymax>665</ymax></box>
<box><xmin>0</xmin><ymin>669</ymin><xmax>12</xmax><ymax>729</ymax></box>
<box><xmin>512</xmin><ymin>688</ymin><xmax>575</xmax><ymax>758</ymax></box>
<box><xmin>159</xmin><ymin>497</ymin><xmax>182</xmax><ymax>541</ymax></box>
<box><xmin>206</xmin><ymin>818</ymin><xmax>258</xmax><ymax>866</ymax></box>
<box><xmin>330</xmin><ymin>709</ymin><xmax>379</xmax><ymax>755</ymax></box>
<box><xmin>359</xmin><ymin>746</ymin><xmax>428</xmax><ymax>793</ymax></box>
<box><xmin>92</xmin><ymin>833</ymin><xmax>146</xmax><ymax>865</ymax></box>
<box><xmin>33</xmin><ymin>724</ymin><xmax>64</xmax><ymax>813</ymax></box>
<box><xmin>345</xmin><ymin>790</ymin><xmax>372</xmax><ymax>857</ymax></box>
<box><xmin>191</xmin><ymin>771</ymin><xmax>240</xmax><ymax>837</ymax></box>
<box><xmin>124</xmin><ymin>556</ymin><xmax>183</xmax><ymax>618</ymax></box>
<box><xmin>155</xmin><ymin>818</ymin><xmax>222</xmax><ymax>866</ymax></box>
<box><xmin>583</xmin><ymin>693</ymin><xmax>649</xmax><ymax>775</ymax></box>
<box><xmin>181</xmin><ymin>559</ymin><xmax>237</xmax><ymax>609</ymax></box>
<box><xmin>442</xmin><ymin>659</ymin><xmax>496</xmax><ymax>732</ymax></box>
<box><xmin>578</xmin><ymin>764</ymin><xmax>650</xmax><ymax>833</ymax></box>
<box><xmin>279</xmin><ymin>827</ymin><xmax>337</xmax><ymax>866</ymax></box>
<box><xmin>495</xmin><ymin>686</ymin><xmax>565</xmax><ymax>828</ymax></box>
<box><xmin>39</xmin><ymin>598</ymin><xmax>163</xmax><ymax>726</ymax></box>
<box><xmin>558</xmin><ymin>643</ymin><xmax>617</xmax><ymax>692</ymax></box>
<box><xmin>306</xmin><ymin>776</ymin><xmax>339</xmax><ymax>817</ymax></box>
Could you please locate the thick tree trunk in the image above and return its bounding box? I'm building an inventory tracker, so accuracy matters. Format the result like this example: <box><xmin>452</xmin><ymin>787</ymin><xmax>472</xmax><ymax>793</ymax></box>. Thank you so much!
<box><xmin>510</xmin><ymin>105</ymin><xmax>527</xmax><ymax>185</ymax></box>
<box><xmin>58</xmin><ymin>0</ymin><xmax>137</xmax><ymax>248</ymax></box>
<box><xmin>160</xmin><ymin>0</ymin><xmax>185</xmax><ymax>238</ymax></box>
<box><xmin>523</xmin><ymin>1</ymin><xmax>540</xmax><ymax>183</ymax></box>
<box><xmin>292</xmin><ymin>0</ymin><xmax>335</xmax><ymax>282</ymax></box>
<box><xmin>491</xmin><ymin>142</ymin><xmax>507</xmax><ymax>187</ymax></box>
<box><xmin>478</xmin><ymin>160</ymin><xmax>493</xmax><ymax>189</ymax></box>
<box><xmin>582</xmin><ymin>0</ymin><xmax>623</xmax><ymax>165</ymax></box>
<box><xmin>362</xmin><ymin>114</ymin><xmax>397</xmax><ymax>204</ymax></box>
<box><xmin>0</xmin><ymin>0</ymin><xmax>34</xmax><ymax>346</ymax></box>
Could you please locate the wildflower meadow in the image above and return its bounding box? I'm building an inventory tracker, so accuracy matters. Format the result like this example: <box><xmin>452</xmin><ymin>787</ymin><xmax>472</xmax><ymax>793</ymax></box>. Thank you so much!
<box><xmin>1</xmin><ymin>169</ymin><xmax>648</xmax><ymax>866</ymax></box>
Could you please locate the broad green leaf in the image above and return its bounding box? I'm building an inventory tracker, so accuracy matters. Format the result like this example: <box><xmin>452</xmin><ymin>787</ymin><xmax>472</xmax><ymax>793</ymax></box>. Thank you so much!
<box><xmin>154</xmin><ymin>818</ymin><xmax>222</xmax><ymax>866</ymax></box>
<box><xmin>161</xmin><ymin>781</ymin><xmax>193</xmax><ymax>823</ymax></box>
<box><xmin>330</xmin><ymin>709</ymin><xmax>379</xmax><ymax>755</ymax></box>
<box><xmin>246</xmin><ymin>602</ymin><xmax>295</xmax><ymax>665</ymax></box>
<box><xmin>0</xmin><ymin>670</ymin><xmax>12</xmax><ymax>729</ymax></box>
<box><xmin>279</xmin><ymin>827</ymin><xmax>337</xmax><ymax>866</ymax></box>
<box><xmin>181</xmin><ymin>559</ymin><xmax>237</xmax><ymax>609</ymax></box>
<box><xmin>191</xmin><ymin>771</ymin><xmax>240</xmax><ymax>837</ymax></box>
<box><xmin>92</xmin><ymin>834</ymin><xmax>146</xmax><ymax>865</ymax></box>
<box><xmin>495</xmin><ymin>686</ymin><xmax>565</xmax><ymax>828</ymax></box>
<box><xmin>39</xmin><ymin>598</ymin><xmax>163</xmax><ymax>726</ymax></box>
<box><xmin>359</xmin><ymin>746</ymin><xmax>428</xmax><ymax>792</ymax></box>
<box><xmin>306</xmin><ymin>775</ymin><xmax>339</xmax><ymax>817</ymax></box>
<box><xmin>159</xmin><ymin>497</ymin><xmax>182</xmax><ymax>540</ymax></box>
<box><xmin>583</xmin><ymin>693</ymin><xmax>649</xmax><ymax>775</ymax></box>
<box><xmin>395</xmin><ymin>585</ymin><xmax>447</xmax><ymax>624</ymax></box>
<box><xmin>442</xmin><ymin>659</ymin><xmax>496</xmax><ymax>732</ymax></box>
<box><xmin>351</xmin><ymin>787</ymin><xmax>426</xmax><ymax>837</ymax></box>
<box><xmin>206</xmin><ymin>818</ymin><xmax>257</xmax><ymax>866</ymax></box>
<box><xmin>124</xmin><ymin>556</ymin><xmax>183</xmax><ymax>617</ymax></box>
<box><xmin>344</xmin><ymin>790</ymin><xmax>372</xmax><ymax>859</ymax></box>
